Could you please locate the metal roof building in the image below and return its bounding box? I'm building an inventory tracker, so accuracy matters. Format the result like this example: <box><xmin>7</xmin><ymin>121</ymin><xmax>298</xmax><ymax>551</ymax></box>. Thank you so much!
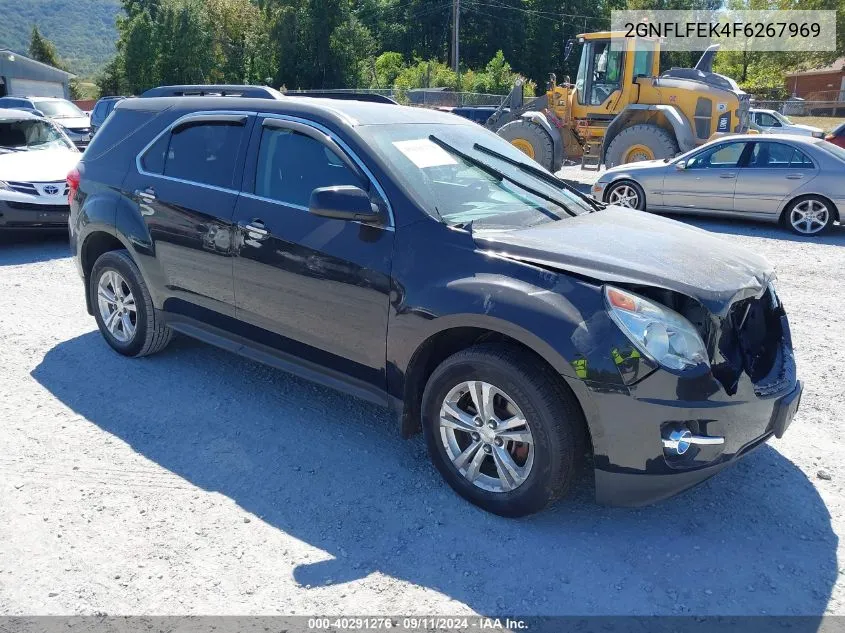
<box><xmin>0</xmin><ymin>49</ymin><xmax>75</xmax><ymax>99</ymax></box>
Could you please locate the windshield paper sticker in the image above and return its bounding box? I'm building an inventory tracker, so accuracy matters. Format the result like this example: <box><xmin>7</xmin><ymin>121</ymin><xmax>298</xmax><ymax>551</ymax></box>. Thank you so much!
<box><xmin>393</xmin><ymin>139</ymin><xmax>458</xmax><ymax>169</ymax></box>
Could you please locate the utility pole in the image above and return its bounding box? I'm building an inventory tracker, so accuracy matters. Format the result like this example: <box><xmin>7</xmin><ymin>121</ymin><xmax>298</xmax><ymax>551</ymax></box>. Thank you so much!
<box><xmin>452</xmin><ymin>0</ymin><xmax>460</xmax><ymax>73</ymax></box>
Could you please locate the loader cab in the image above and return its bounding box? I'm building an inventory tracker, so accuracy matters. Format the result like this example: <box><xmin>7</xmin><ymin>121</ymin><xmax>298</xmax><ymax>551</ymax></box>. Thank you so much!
<box><xmin>573</xmin><ymin>33</ymin><xmax>660</xmax><ymax>113</ymax></box>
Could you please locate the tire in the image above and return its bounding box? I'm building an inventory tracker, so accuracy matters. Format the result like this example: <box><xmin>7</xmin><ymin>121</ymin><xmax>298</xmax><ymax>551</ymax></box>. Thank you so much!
<box><xmin>604</xmin><ymin>179</ymin><xmax>646</xmax><ymax>210</ymax></box>
<box><xmin>605</xmin><ymin>123</ymin><xmax>678</xmax><ymax>168</ymax></box>
<box><xmin>89</xmin><ymin>249</ymin><xmax>173</xmax><ymax>357</ymax></box>
<box><xmin>781</xmin><ymin>195</ymin><xmax>836</xmax><ymax>236</ymax></box>
<box><xmin>497</xmin><ymin>120</ymin><xmax>555</xmax><ymax>171</ymax></box>
<box><xmin>421</xmin><ymin>343</ymin><xmax>584</xmax><ymax>517</ymax></box>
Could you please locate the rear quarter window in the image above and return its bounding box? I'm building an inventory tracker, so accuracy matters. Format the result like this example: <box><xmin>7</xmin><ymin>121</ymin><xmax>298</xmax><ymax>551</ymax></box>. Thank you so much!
<box><xmin>83</xmin><ymin>108</ymin><xmax>166</xmax><ymax>162</ymax></box>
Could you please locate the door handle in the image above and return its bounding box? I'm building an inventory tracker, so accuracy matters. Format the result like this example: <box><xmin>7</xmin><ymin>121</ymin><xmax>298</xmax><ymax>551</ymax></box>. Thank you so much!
<box><xmin>241</xmin><ymin>219</ymin><xmax>268</xmax><ymax>237</ymax></box>
<box><xmin>134</xmin><ymin>187</ymin><xmax>156</xmax><ymax>202</ymax></box>
<box><xmin>786</xmin><ymin>173</ymin><xmax>804</xmax><ymax>180</ymax></box>
<box><xmin>718</xmin><ymin>173</ymin><xmax>736</xmax><ymax>179</ymax></box>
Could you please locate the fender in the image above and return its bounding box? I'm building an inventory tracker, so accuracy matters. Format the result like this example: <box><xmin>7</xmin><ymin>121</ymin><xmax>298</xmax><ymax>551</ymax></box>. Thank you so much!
<box><xmin>601</xmin><ymin>104</ymin><xmax>696</xmax><ymax>164</ymax></box>
<box><xmin>520</xmin><ymin>111</ymin><xmax>565</xmax><ymax>172</ymax></box>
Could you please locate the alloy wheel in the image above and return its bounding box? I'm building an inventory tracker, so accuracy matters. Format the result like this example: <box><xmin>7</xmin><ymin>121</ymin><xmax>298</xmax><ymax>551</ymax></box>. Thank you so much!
<box><xmin>97</xmin><ymin>270</ymin><xmax>137</xmax><ymax>343</ymax></box>
<box><xmin>438</xmin><ymin>381</ymin><xmax>534</xmax><ymax>493</ymax></box>
<box><xmin>790</xmin><ymin>199</ymin><xmax>830</xmax><ymax>235</ymax></box>
<box><xmin>607</xmin><ymin>184</ymin><xmax>640</xmax><ymax>209</ymax></box>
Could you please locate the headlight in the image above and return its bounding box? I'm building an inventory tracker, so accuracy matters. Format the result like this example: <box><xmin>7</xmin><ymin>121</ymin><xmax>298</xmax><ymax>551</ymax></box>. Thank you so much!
<box><xmin>604</xmin><ymin>286</ymin><xmax>709</xmax><ymax>371</ymax></box>
<box><xmin>812</xmin><ymin>131</ymin><xmax>824</xmax><ymax>138</ymax></box>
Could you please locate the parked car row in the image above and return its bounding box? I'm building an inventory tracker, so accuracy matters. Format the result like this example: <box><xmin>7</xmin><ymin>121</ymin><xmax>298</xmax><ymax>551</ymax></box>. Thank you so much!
<box><xmin>0</xmin><ymin>96</ymin><xmax>93</xmax><ymax>149</ymax></box>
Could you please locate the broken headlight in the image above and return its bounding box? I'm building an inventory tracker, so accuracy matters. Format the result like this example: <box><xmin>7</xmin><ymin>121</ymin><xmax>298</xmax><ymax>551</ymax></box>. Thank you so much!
<box><xmin>604</xmin><ymin>286</ymin><xmax>709</xmax><ymax>371</ymax></box>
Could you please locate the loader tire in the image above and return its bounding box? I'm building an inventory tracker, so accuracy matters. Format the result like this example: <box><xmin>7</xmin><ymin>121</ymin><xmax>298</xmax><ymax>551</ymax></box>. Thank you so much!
<box><xmin>605</xmin><ymin>124</ymin><xmax>678</xmax><ymax>168</ymax></box>
<box><xmin>497</xmin><ymin>120</ymin><xmax>555</xmax><ymax>171</ymax></box>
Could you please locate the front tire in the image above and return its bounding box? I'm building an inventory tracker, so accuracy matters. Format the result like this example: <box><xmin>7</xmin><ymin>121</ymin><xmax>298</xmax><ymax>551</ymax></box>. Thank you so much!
<box><xmin>89</xmin><ymin>250</ymin><xmax>172</xmax><ymax>357</ymax></box>
<box><xmin>605</xmin><ymin>124</ymin><xmax>678</xmax><ymax>168</ymax></box>
<box><xmin>605</xmin><ymin>179</ymin><xmax>646</xmax><ymax>210</ymax></box>
<box><xmin>421</xmin><ymin>344</ymin><xmax>584</xmax><ymax>517</ymax></box>
<box><xmin>497</xmin><ymin>120</ymin><xmax>555</xmax><ymax>171</ymax></box>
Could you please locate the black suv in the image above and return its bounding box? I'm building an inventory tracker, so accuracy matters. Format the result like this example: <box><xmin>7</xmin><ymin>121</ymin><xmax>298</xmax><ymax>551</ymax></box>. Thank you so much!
<box><xmin>89</xmin><ymin>96</ymin><xmax>126</xmax><ymax>137</ymax></box>
<box><xmin>69</xmin><ymin>85</ymin><xmax>801</xmax><ymax>516</ymax></box>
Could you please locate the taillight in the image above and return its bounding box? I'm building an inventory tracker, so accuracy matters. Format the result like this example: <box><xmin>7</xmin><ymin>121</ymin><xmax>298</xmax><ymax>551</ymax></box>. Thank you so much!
<box><xmin>66</xmin><ymin>167</ymin><xmax>80</xmax><ymax>205</ymax></box>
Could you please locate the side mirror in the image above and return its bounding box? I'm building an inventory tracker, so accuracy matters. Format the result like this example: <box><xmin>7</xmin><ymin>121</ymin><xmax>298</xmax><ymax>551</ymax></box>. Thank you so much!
<box><xmin>309</xmin><ymin>185</ymin><xmax>383</xmax><ymax>223</ymax></box>
<box><xmin>675</xmin><ymin>160</ymin><xmax>687</xmax><ymax>170</ymax></box>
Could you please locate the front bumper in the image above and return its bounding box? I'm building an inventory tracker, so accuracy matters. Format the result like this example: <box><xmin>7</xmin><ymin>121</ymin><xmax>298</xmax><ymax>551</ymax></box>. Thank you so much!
<box><xmin>570</xmin><ymin>368</ymin><xmax>802</xmax><ymax>507</ymax></box>
<box><xmin>0</xmin><ymin>199</ymin><xmax>70</xmax><ymax>229</ymax></box>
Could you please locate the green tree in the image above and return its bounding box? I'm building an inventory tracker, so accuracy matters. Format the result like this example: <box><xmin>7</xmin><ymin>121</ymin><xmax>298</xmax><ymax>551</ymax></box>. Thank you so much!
<box><xmin>28</xmin><ymin>25</ymin><xmax>63</xmax><ymax>68</ymax></box>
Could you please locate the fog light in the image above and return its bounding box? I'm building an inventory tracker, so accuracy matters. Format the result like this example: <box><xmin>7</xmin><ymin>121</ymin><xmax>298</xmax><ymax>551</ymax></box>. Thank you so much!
<box><xmin>662</xmin><ymin>428</ymin><xmax>725</xmax><ymax>456</ymax></box>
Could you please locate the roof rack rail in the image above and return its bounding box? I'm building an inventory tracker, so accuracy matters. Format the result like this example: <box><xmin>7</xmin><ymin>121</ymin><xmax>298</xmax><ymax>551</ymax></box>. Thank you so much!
<box><xmin>140</xmin><ymin>85</ymin><xmax>282</xmax><ymax>99</ymax></box>
<box><xmin>285</xmin><ymin>91</ymin><xmax>399</xmax><ymax>105</ymax></box>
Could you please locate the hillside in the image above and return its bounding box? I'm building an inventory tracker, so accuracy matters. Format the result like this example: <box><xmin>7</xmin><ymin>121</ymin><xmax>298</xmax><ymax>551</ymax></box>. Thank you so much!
<box><xmin>0</xmin><ymin>0</ymin><xmax>121</xmax><ymax>76</ymax></box>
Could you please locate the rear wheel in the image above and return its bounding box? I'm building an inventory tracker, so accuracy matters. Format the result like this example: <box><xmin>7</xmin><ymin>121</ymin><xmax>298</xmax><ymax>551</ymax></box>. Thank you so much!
<box><xmin>89</xmin><ymin>250</ymin><xmax>173</xmax><ymax>357</ymax></box>
<box><xmin>782</xmin><ymin>196</ymin><xmax>835</xmax><ymax>236</ymax></box>
<box><xmin>421</xmin><ymin>344</ymin><xmax>583</xmax><ymax>517</ymax></box>
<box><xmin>497</xmin><ymin>120</ymin><xmax>555</xmax><ymax>171</ymax></box>
<box><xmin>605</xmin><ymin>124</ymin><xmax>678</xmax><ymax>168</ymax></box>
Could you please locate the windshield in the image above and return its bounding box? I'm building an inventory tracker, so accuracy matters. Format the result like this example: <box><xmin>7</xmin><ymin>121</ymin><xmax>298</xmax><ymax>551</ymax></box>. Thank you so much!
<box><xmin>0</xmin><ymin>119</ymin><xmax>76</xmax><ymax>152</ymax></box>
<box><xmin>35</xmin><ymin>100</ymin><xmax>85</xmax><ymax>119</ymax></box>
<box><xmin>773</xmin><ymin>111</ymin><xmax>793</xmax><ymax>125</ymax></box>
<box><xmin>356</xmin><ymin>123</ymin><xmax>593</xmax><ymax>228</ymax></box>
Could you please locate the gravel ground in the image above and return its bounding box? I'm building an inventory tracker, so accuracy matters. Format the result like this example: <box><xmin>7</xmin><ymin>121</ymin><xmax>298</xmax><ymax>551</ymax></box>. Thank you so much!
<box><xmin>1</xmin><ymin>195</ymin><xmax>844</xmax><ymax>617</ymax></box>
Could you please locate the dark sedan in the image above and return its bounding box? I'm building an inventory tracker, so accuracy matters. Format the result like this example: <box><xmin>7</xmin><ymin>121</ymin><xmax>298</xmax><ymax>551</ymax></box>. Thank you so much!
<box><xmin>69</xmin><ymin>90</ymin><xmax>801</xmax><ymax>515</ymax></box>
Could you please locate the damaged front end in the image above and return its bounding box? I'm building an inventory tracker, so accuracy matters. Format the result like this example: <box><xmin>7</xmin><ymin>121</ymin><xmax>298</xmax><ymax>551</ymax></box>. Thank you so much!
<box><xmin>581</xmin><ymin>280</ymin><xmax>801</xmax><ymax>506</ymax></box>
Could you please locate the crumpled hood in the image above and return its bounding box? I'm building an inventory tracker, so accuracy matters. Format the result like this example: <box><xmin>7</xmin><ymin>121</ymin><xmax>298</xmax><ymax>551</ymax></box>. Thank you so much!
<box><xmin>473</xmin><ymin>206</ymin><xmax>774</xmax><ymax>316</ymax></box>
<box><xmin>0</xmin><ymin>148</ymin><xmax>80</xmax><ymax>182</ymax></box>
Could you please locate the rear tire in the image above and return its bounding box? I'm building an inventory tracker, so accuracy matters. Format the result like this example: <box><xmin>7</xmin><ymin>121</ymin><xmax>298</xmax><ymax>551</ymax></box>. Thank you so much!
<box><xmin>497</xmin><ymin>120</ymin><xmax>555</xmax><ymax>171</ymax></box>
<box><xmin>605</xmin><ymin>124</ymin><xmax>678</xmax><ymax>168</ymax></box>
<box><xmin>421</xmin><ymin>343</ymin><xmax>584</xmax><ymax>517</ymax></box>
<box><xmin>89</xmin><ymin>250</ymin><xmax>173</xmax><ymax>357</ymax></box>
<box><xmin>781</xmin><ymin>195</ymin><xmax>836</xmax><ymax>236</ymax></box>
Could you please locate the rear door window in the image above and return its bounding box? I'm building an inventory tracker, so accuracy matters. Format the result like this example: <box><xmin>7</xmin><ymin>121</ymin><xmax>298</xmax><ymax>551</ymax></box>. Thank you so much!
<box><xmin>159</xmin><ymin>122</ymin><xmax>246</xmax><ymax>189</ymax></box>
<box><xmin>748</xmin><ymin>142</ymin><xmax>814</xmax><ymax>169</ymax></box>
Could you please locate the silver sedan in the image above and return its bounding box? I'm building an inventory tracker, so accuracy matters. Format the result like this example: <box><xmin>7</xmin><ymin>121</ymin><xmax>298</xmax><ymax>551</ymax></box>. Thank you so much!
<box><xmin>591</xmin><ymin>134</ymin><xmax>845</xmax><ymax>236</ymax></box>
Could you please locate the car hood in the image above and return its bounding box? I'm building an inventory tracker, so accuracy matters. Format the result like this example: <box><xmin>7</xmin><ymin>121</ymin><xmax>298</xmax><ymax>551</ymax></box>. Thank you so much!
<box><xmin>473</xmin><ymin>206</ymin><xmax>774</xmax><ymax>316</ymax></box>
<box><xmin>600</xmin><ymin>159</ymin><xmax>669</xmax><ymax>179</ymax></box>
<box><xmin>791</xmin><ymin>123</ymin><xmax>823</xmax><ymax>134</ymax></box>
<box><xmin>0</xmin><ymin>148</ymin><xmax>80</xmax><ymax>182</ymax></box>
<box><xmin>51</xmin><ymin>116</ymin><xmax>90</xmax><ymax>129</ymax></box>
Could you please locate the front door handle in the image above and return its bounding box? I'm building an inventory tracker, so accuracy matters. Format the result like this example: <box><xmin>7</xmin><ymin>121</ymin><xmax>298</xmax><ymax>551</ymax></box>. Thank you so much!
<box><xmin>135</xmin><ymin>187</ymin><xmax>156</xmax><ymax>202</ymax></box>
<box><xmin>718</xmin><ymin>172</ymin><xmax>737</xmax><ymax>179</ymax></box>
<box><xmin>786</xmin><ymin>173</ymin><xmax>804</xmax><ymax>180</ymax></box>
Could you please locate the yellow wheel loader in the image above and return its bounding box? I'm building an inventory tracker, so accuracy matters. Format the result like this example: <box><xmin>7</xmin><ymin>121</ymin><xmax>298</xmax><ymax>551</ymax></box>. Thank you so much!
<box><xmin>486</xmin><ymin>32</ymin><xmax>751</xmax><ymax>171</ymax></box>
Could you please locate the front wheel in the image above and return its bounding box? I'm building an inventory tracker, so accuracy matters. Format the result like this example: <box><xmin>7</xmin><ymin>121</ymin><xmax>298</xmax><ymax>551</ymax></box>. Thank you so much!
<box><xmin>605</xmin><ymin>180</ymin><xmax>646</xmax><ymax>210</ymax></box>
<box><xmin>421</xmin><ymin>344</ymin><xmax>584</xmax><ymax>517</ymax></box>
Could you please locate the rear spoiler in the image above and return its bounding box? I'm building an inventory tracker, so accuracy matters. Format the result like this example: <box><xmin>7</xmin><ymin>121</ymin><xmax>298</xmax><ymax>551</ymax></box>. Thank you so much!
<box><xmin>140</xmin><ymin>85</ymin><xmax>283</xmax><ymax>99</ymax></box>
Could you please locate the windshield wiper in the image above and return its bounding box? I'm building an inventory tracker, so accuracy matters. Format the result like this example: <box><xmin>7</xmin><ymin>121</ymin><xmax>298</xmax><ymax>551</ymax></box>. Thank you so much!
<box><xmin>472</xmin><ymin>143</ymin><xmax>604</xmax><ymax>211</ymax></box>
<box><xmin>428</xmin><ymin>135</ymin><xmax>577</xmax><ymax>219</ymax></box>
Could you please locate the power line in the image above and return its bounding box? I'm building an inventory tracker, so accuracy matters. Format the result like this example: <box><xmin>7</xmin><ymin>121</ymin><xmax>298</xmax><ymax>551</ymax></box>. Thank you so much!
<box><xmin>462</xmin><ymin>0</ymin><xmax>610</xmax><ymax>24</ymax></box>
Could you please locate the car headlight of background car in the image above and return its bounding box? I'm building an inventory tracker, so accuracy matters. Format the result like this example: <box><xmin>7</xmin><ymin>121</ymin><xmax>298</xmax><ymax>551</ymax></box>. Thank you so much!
<box><xmin>604</xmin><ymin>286</ymin><xmax>709</xmax><ymax>371</ymax></box>
<box><xmin>812</xmin><ymin>131</ymin><xmax>825</xmax><ymax>138</ymax></box>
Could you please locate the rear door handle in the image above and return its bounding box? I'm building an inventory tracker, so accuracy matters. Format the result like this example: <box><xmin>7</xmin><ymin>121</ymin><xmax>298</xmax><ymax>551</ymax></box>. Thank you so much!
<box><xmin>786</xmin><ymin>173</ymin><xmax>804</xmax><ymax>180</ymax></box>
<box><xmin>718</xmin><ymin>172</ymin><xmax>737</xmax><ymax>179</ymax></box>
<box><xmin>241</xmin><ymin>219</ymin><xmax>268</xmax><ymax>238</ymax></box>
<box><xmin>135</xmin><ymin>187</ymin><xmax>156</xmax><ymax>202</ymax></box>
